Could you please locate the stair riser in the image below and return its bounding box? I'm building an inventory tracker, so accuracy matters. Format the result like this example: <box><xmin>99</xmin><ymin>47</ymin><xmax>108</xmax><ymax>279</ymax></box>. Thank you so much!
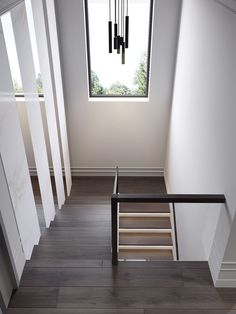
<box><xmin>119</xmin><ymin>249</ymin><xmax>173</xmax><ymax>261</ymax></box>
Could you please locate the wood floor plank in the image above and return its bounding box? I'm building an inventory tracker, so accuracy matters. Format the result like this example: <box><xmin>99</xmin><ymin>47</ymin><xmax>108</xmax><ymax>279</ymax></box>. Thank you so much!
<box><xmin>20</xmin><ymin>267</ymin><xmax>183</xmax><ymax>288</ymax></box>
<box><xmin>102</xmin><ymin>260</ymin><xmax>210</xmax><ymax>269</ymax></box>
<box><xmin>26</xmin><ymin>258</ymin><xmax>103</xmax><ymax>268</ymax></box>
<box><xmin>39</xmin><ymin>231</ymin><xmax>111</xmax><ymax>245</ymax></box>
<box><xmin>31</xmin><ymin>244</ymin><xmax>111</xmax><ymax>260</ymax></box>
<box><xmin>57</xmin><ymin>286</ymin><xmax>236</xmax><ymax>309</ymax></box>
<box><xmin>8</xmin><ymin>309</ymin><xmax>144</xmax><ymax>314</ymax></box>
<box><xmin>50</xmin><ymin>220</ymin><xmax>110</xmax><ymax>228</ymax></box>
<box><xmin>9</xmin><ymin>287</ymin><xmax>59</xmax><ymax>308</ymax></box>
<box><xmin>183</xmin><ymin>268</ymin><xmax>214</xmax><ymax>287</ymax></box>
<box><xmin>145</xmin><ymin>310</ymin><xmax>236</xmax><ymax>314</ymax></box>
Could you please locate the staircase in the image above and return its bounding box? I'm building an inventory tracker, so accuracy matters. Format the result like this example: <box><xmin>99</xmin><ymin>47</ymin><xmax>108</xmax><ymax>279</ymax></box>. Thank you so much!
<box><xmin>118</xmin><ymin>203</ymin><xmax>174</xmax><ymax>261</ymax></box>
<box><xmin>112</xmin><ymin>169</ymin><xmax>225</xmax><ymax>265</ymax></box>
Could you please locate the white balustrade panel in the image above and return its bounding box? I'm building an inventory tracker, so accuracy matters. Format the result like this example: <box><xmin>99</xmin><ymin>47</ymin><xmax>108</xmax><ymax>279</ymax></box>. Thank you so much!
<box><xmin>46</xmin><ymin>0</ymin><xmax>72</xmax><ymax>196</ymax></box>
<box><xmin>29</xmin><ymin>0</ymin><xmax>65</xmax><ymax>208</ymax></box>
<box><xmin>0</xmin><ymin>20</ymin><xmax>40</xmax><ymax>259</ymax></box>
<box><xmin>0</xmin><ymin>155</ymin><xmax>25</xmax><ymax>283</ymax></box>
<box><xmin>11</xmin><ymin>2</ymin><xmax>55</xmax><ymax>227</ymax></box>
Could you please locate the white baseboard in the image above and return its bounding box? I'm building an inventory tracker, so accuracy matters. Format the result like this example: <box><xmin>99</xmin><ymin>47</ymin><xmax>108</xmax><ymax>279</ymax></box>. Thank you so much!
<box><xmin>29</xmin><ymin>166</ymin><xmax>164</xmax><ymax>177</ymax></box>
<box><xmin>164</xmin><ymin>172</ymin><xmax>170</xmax><ymax>193</ymax></box>
<box><xmin>208</xmin><ymin>243</ymin><xmax>236</xmax><ymax>287</ymax></box>
<box><xmin>215</xmin><ymin>278</ymin><xmax>236</xmax><ymax>288</ymax></box>
<box><xmin>218</xmin><ymin>262</ymin><xmax>236</xmax><ymax>287</ymax></box>
<box><xmin>13</xmin><ymin>238</ymin><xmax>25</xmax><ymax>283</ymax></box>
<box><xmin>209</xmin><ymin>241</ymin><xmax>222</xmax><ymax>285</ymax></box>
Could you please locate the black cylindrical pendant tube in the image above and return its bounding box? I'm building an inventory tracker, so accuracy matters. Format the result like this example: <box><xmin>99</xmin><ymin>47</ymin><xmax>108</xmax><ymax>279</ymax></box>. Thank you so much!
<box><xmin>108</xmin><ymin>21</ymin><xmax>112</xmax><ymax>53</ymax></box>
<box><xmin>122</xmin><ymin>42</ymin><xmax>125</xmax><ymax>64</ymax></box>
<box><xmin>115</xmin><ymin>36</ymin><xmax>119</xmax><ymax>51</ymax></box>
<box><xmin>114</xmin><ymin>23</ymin><xmax>118</xmax><ymax>49</ymax></box>
<box><xmin>120</xmin><ymin>36</ymin><xmax>123</xmax><ymax>46</ymax></box>
<box><xmin>125</xmin><ymin>16</ymin><xmax>129</xmax><ymax>48</ymax></box>
<box><xmin>117</xmin><ymin>36</ymin><xmax>120</xmax><ymax>53</ymax></box>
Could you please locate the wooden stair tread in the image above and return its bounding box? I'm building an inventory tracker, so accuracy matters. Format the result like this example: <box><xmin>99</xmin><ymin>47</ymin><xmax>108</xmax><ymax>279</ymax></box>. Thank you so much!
<box><xmin>119</xmin><ymin>245</ymin><xmax>173</xmax><ymax>249</ymax></box>
<box><xmin>119</xmin><ymin>217</ymin><xmax>171</xmax><ymax>229</ymax></box>
<box><xmin>119</xmin><ymin>213</ymin><xmax>170</xmax><ymax>217</ymax></box>
<box><xmin>119</xmin><ymin>203</ymin><xmax>170</xmax><ymax>213</ymax></box>
<box><xmin>119</xmin><ymin>232</ymin><xmax>172</xmax><ymax>245</ymax></box>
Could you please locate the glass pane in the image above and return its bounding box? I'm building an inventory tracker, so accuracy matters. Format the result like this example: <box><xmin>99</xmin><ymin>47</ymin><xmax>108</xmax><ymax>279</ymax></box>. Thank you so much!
<box><xmin>1</xmin><ymin>4</ymin><xmax>43</xmax><ymax>96</ymax></box>
<box><xmin>1</xmin><ymin>12</ymin><xmax>23</xmax><ymax>94</ymax></box>
<box><xmin>86</xmin><ymin>0</ymin><xmax>153</xmax><ymax>97</ymax></box>
<box><xmin>25</xmin><ymin>0</ymin><xmax>43</xmax><ymax>94</ymax></box>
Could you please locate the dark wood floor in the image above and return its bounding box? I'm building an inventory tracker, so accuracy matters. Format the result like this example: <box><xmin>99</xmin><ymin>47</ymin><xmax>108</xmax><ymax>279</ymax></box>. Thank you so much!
<box><xmin>8</xmin><ymin>177</ymin><xmax>236</xmax><ymax>314</ymax></box>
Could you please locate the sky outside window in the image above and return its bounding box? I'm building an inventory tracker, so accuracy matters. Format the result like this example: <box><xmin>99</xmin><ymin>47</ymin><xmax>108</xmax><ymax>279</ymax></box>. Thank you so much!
<box><xmin>1</xmin><ymin>0</ymin><xmax>43</xmax><ymax>95</ymax></box>
<box><xmin>86</xmin><ymin>0</ymin><xmax>153</xmax><ymax>97</ymax></box>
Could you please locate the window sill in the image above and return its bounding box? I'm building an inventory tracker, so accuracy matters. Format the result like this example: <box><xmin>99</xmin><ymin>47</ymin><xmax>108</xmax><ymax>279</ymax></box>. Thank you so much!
<box><xmin>88</xmin><ymin>97</ymin><xmax>149</xmax><ymax>102</ymax></box>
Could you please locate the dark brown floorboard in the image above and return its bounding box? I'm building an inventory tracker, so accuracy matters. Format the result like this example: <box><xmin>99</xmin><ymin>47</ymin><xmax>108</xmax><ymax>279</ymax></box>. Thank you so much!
<box><xmin>8</xmin><ymin>309</ymin><xmax>144</xmax><ymax>314</ymax></box>
<box><xmin>8</xmin><ymin>177</ymin><xmax>236</xmax><ymax>313</ymax></box>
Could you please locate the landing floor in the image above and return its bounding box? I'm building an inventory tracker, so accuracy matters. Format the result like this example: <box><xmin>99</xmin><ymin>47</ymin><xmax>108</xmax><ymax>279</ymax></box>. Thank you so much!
<box><xmin>8</xmin><ymin>177</ymin><xmax>236</xmax><ymax>314</ymax></box>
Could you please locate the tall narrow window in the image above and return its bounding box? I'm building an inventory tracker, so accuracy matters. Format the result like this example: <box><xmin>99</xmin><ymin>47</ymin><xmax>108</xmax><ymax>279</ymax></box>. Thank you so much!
<box><xmin>85</xmin><ymin>0</ymin><xmax>154</xmax><ymax>98</ymax></box>
<box><xmin>1</xmin><ymin>12</ymin><xmax>23</xmax><ymax>94</ymax></box>
<box><xmin>1</xmin><ymin>3</ymin><xmax>43</xmax><ymax>96</ymax></box>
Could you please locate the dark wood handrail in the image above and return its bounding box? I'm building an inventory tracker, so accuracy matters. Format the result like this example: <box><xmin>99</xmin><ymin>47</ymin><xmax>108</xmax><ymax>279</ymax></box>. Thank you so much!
<box><xmin>111</xmin><ymin>167</ymin><xmax>226</xmax><ymax>265</ymax></box>
<box><xmin>111</xmin><ymin>193</ymin><xmax>226</xmax><ymax>203</ymax></box>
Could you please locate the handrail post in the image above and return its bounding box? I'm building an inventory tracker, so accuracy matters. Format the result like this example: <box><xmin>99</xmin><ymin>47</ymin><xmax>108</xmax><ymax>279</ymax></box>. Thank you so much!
<box><xmin>111</xmin><ymin>196</ymin><xmax>118</xmax><ymax>265</ymax></box>
<box><xmin>172</xmin><ymin>203</ymin><xmax>179</xmax><ymax>260</ymax></box>
<box><xmin>116</xmin><ymin>166</ymin><xmax>119</xmax><ymax>194</ymax></box>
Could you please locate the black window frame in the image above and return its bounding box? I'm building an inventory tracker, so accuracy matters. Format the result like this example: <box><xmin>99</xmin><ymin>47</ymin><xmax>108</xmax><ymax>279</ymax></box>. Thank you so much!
<box><xmin>14</xmin><ymin>93</ymin><xmax>44</xmax><ymax>98</ymax></box>
<box><xmin>84</xmin><ymin>0</ymin><xmax>154</xmax><ymax>98</ymax></box>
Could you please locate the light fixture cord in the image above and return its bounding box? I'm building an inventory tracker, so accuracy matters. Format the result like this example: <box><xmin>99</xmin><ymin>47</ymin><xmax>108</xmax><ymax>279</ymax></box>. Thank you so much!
<box><xmin>121</xmin><ymin>0</ymin><xmax>123</xmax><ymax>37</ymax></box>
<box><xmin>118</xmin><ymin>0</ymin><xmax>120</xmax><ymax>35</ymax></box>
<box><xmin>126</xmin><ymin>0</ymin><xmax>128</xmax><ymax>16</ymax></box>
<box><xmin>123</xmin><ymin>0</ymin><xmax>125</xmax><ymax>37</ymax></box>
<box><xmin>109</xmin><ymin>0</ymin><xmax>111</xmax><ymax>20</ymax></box>
<box><xmin>115</xmin><ymin>0</ymin><xmax>117</xmax><ymax>23</ymax></box>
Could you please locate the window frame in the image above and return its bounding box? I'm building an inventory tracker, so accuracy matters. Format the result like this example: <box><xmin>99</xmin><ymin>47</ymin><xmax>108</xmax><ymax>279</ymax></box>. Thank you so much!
<box><xmin>84</xmin><ymin>0</ymin><xmax>154</xmax><ymax>98</ymax></box>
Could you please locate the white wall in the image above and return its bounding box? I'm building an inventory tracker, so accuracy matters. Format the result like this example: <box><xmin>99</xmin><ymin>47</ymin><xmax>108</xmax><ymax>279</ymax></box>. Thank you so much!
<box><xmin>165</xmin><ymin>0</ymin><xmax>236</xmax><ymax>283</ymax></box>
<box><xmin>53</xmin><ymin>0</ymin><xmax>181</xmax><ymax>172</ymax></box>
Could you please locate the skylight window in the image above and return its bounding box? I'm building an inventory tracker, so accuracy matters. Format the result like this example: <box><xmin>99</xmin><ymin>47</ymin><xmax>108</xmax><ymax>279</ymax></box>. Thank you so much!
<box><xmin>85</xmin><ymin>0</ymin><xmax>153</xmax><ymax>98</ymax></box>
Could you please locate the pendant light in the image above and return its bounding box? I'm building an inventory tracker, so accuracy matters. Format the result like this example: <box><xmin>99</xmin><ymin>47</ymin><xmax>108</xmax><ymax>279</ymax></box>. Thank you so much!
<box><xmin>108</xmin><ymin>0</ymin><xmax>112</xmax><ymax>53</ymax></box>
<box><xmin>114</xmin><ymin>0</ymin><xmax>118</xmax><ymax>49</ymax></box>
<box><xmin>108</xmin><ymin>0</ymin><xmax>129</xmax><ymax>64</ymax></box>
<box><xmin>117</xmin><ymin>0</ymin><xmax>120</xmax><ymax>54</ymax></box>
<box><xmin>125</xmin><ymin>0</ymin><xmax>129</xmax><ymax>48</ymax></box>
